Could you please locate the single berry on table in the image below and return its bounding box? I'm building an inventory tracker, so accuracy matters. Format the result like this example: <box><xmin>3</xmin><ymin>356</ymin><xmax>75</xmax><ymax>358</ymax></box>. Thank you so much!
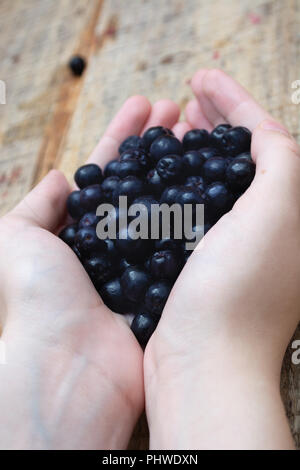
<box><xmin>69</xmin><ymin>55</ymin><xmax>86</xmax><ymax>76</ymax></box>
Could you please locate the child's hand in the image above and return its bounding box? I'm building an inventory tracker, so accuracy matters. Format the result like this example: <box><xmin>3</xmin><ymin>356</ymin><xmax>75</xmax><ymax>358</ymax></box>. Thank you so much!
<box><xmin>145</xmin><ymin>70</ymin><xmax>300</xmax><ymax>449</ymax></box>
<box><xmin>0</xmin><ymin>96</ymin><xmax>180</xmax><ymax>449</ymax></box>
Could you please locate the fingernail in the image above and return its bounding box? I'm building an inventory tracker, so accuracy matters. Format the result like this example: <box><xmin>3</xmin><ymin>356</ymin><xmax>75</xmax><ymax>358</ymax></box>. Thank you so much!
<box><xmin>260</xmin><ymin>120</ymin><xmax>290</xmax><ymax>136</ymax></box>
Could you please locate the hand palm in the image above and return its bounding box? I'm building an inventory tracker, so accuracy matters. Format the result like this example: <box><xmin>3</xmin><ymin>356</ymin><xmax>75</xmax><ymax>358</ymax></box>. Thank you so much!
<box><xmin>145</xmin><ymin>70</ymin><xmax>300</xmax><ymax>377</ymax></box>
<box><xmin>0</xmin><ymin>95</ymin><xmax>182</xmax><ymax>449</ymax></box>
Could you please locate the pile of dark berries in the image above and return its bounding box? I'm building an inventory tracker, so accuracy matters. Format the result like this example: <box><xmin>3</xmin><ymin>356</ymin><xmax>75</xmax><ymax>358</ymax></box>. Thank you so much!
<box><xmin>59</xmin><ymin>124</ymin><xmax>255</xmax><ymax>348</ymax></box>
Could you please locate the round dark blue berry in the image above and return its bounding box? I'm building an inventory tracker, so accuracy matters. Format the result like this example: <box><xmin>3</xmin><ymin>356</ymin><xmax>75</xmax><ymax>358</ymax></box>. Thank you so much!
<box><xmin>119</xmin><ymin>135</ymin><xmax>145</xmax><ymax>155</ymax></box>
<box><xmin>101</xmin><ymin>176</ymin><xmax>120</xmax><ymax>202</ymax></box>
<box><xmin>160</xmin><ymin>185</ymin><xmax>182</xmax><ymax>205</ymax></box>
<box><xmin>69</xmin><ymin>55</ymin><xmax>86</xmax><ymax>76</ymax></box>
<box><xmin>156</xmin><ymin>155</ymin><xmax>184</xmax><ymax>183</ymax></box>
<box><xmin>184</xmin><ymin>175</ymin><xmax>205</xmax><ymax>194</ymax></box>
<box><xmin>183</xmin><ymin>129</ymin><xmax>210</xmax><ymax>151</ymax></box>
<box><xmin>104</xmin><ymin>238</ymin><xmax>119</xmax><ymax>260</ymax></box>
<box><xmin>85</xmin><ymin>253</ymin><xmax>116</xmax><ymax>285</ymax></box>
<box><xmin>182</xmin><ymin>150</ymin><xmax>205</xmax><ymax>175</ymax></box>
<box><xmin>155</xmin><ymin>237</ymin><xmax>183</xmax><ymax>253</ymax></box>
<box><xmin>67</xmin><ymin>190</ymin><xmax>84</xmax><ymax>219</ymax></box>
<box><xmin>131</xmin><ymin>195</ymin><xmax>158</xmax><ymax>229</ymax></box>
<box><xmin>59</xmin><ymin>224</ymin><xmax>77</xmax><ymax>247</ymax></box>
<box><xmin>74</xmin><ymin>164</ymin><xmax>103</xmax><ymax>189</ymax></box>
<box><xmin>116</xmin><ymin>225</ymin><xmax>152</xmax><ymax>262</ymax></box>
<box><xmin>210</xmin><ymin>123</ymin><xmax>232</xmax><ymax>147</ymax></box>
<box><xmin>120</xmin><ymin>148</ymin><xmax>151</xmax><ymax>170</ymax></box>
<box><xmin>78</xmin><ymin>212</ymin><xmax>100</xmax><ymax>229</ymax></box>
<box><xmin>74</xmin><ymin>226</ymin><xmax>105</xmax><ymax>256</ymax></box>
<box><xmin>104</xmin><ymin>159</ymin><xmax>120</xmax><ymax>178</ymax></box>
<box><xmin>117</xmin><ymin>159</ymin><xmax>144</xmax><ymax>178</ymax></box>
<box><xmin>198</xmin><ymin>147</ymin><xmax>220</xmax><ymax>161</ymax></box>
<box><xmin>176</xmin><ymin>187</ymin><xmax>204</xmax><ymax>207</ymax></box>
<box><xmin>121</xmin><ymin>267</ymin><xmax>151</xmax><ymax>303</ymax></box>
<box><xmin>80</xmin><ymin>184</ymin><xmax>103</xmax><ymax>212</ymax></box>
<box><xmin>143</xmin><ymin>126</ymin><xmax>174</xmax><ymax>151</ymax></box>
<box><xmin>234</xmin><ymin>152</ymin><xmax>252</xmax><ymax>162</ymax></box>
<box><xmin>113</xmin><ymin>176</ymin><xmax>145</xmax><ymax>204</ymax></box>
<box><xmin>226</xmin><ymin>158</ymin><xmax>255</xmax><ymax>192</ymax></box>
<box><xmin>99</xmin><ymin>278</ymin><xmax>135</xmax><ymax>314</ymax></box>
<box><xmin>119</xmin><ymin>258</ymin><xmax>134</xmax><ymax>273</ymax></box>
<box><xmin>222</xmin><ymin>126</ymin><xmax>251</xmax><ymax>155</ymax></box>
<box><xmin>131</xmin><ymin>313</ymin><xmax>158</xmax><ymax>348</ymax></box>
<box><xmin>150</xmin><ymin>135</ymin><xmax>183</xmax><ymax>162</ymax></box>
<box><xmin>149</xmin><ymin>250</ymin><xmax>182</xmax><ymax>281</ymax></box>
<box><xmin>202</xmin><ymin>156</ymin><xmax>227</xmax><ymax>183</ymax></box>
<box><xmin>205</xmin><ymin>182</ymin><xmax>233</xmax><ymax>216</ymax></box>
<box><xmin>144</xmin><ymin>281</ymin><xmax>171</xmax><ymax>317</ymax></box>
<box><xmin>146</xmin><ymin>169</ymin><xmax>166</xmax><ymax>197</ymax></box>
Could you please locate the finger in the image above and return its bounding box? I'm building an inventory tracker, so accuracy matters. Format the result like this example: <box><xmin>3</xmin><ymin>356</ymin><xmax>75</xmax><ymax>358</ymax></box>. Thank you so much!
<box><xmin>191</xmin><ymin>69</ymin><xmax>273</xmax><ymax>131</ymax></box>
<box><xmin>87</xmin><ymin>95</ymin><xmax>151</xmax><ymax>168</ymax></box>
<box><xmin>190</xmin><ymin>69</ymin><xmax>229</xmax><ymax>128</ymax></box>
<box><xmin>172</xmin><ymin>121</ymin><xmax>192</xmax><ymax>140</ymax></box>
<box><xmin>10</xmin><ymin>170</ymin><xmax>70</xmax><ymax>231</ymax></box>
<box><xmin>252</xmin><ymin>120</ymin><xmax>300</xmax><ymax>170</ymax></box>
<box><xmin>250</xmin><ymin>120</ymin><xmax>300</xmax><ymax>204</ymax></box>
<box><xmin>141</xmin><ymin>99</ymin><xmax>180</xmax><ymax>133</ymax></box>
<box><xmin>185</xmin><ymin>99</ymin><xmax>213</xmax><ymax>131</ymax></box>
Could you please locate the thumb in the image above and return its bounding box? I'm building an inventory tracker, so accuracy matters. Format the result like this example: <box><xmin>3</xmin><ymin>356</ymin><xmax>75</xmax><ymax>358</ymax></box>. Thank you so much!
<box><xmin>251</xmin><ymin>120</ymin><xmax>300</xmax><ymax>179</ymax></box>
<box><xmin>10</xmin><ymin>170</ymin><xmax>70</xmax><ymax>232</ymax></box>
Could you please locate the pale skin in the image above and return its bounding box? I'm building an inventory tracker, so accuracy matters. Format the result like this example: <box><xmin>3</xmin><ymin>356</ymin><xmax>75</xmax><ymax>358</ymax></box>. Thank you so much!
<box><xmin>0</xmin><ymin>69</ymin><xmax>299</xmax><ymax>449</ymax></box>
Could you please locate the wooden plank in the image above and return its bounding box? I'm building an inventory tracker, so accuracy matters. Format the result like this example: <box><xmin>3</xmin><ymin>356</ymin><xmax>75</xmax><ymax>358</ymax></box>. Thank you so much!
<box><xmin>0</xmin><ymin>0</ymin><xmax>300</xmax><ymax>449</ymax></box>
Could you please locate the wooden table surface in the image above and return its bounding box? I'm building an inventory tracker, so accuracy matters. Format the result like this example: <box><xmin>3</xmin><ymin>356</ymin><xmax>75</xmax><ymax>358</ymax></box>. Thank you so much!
<box><xmin>0</xmin><ymin>0</ymin><xmax>300</xmax><ymax>449</ymax></box>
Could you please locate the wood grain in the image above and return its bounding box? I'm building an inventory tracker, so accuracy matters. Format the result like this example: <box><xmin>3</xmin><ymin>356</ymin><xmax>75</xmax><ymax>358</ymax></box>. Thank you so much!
<box><xmin>0</xmin><ymin>0</ymin><xmax>300</xmax><ymax>449</ymax></box>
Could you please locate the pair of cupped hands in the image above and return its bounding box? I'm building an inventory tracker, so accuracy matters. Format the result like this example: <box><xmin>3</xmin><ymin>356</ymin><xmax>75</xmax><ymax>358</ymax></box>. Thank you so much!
<box><xmin>0</xmin><ymin>69</ymin><xmax>299</xmax><ymax>450</ymax></box>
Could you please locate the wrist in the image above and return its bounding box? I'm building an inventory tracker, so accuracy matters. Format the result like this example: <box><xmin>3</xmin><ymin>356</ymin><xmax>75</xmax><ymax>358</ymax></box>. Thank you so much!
<box><xmin>145</xmin><ymin>332</ymin><xmax>292</xmax><ymax>449</ymax></box>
